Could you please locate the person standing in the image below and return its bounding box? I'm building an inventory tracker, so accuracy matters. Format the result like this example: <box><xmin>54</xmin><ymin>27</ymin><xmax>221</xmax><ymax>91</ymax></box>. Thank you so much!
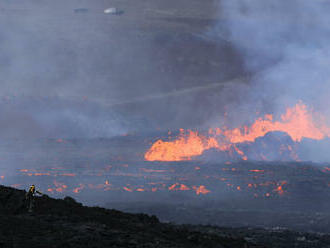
<box><xmin>25</xmin><ymin>184</ymin><xmax>43</xmax><ymax>213</ymax></box>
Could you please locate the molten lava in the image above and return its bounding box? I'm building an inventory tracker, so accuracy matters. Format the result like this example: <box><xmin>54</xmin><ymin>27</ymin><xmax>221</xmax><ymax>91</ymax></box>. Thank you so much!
<box><xmin>145</xmin><ymin>102</ymin><xmax>330</xmax><ymax>161</ymax></box>
<box><xmin>193</xmin><ymin>185</ymin><xmax>210</xmax><ymax>195</ymax></box>
<box><xmin>144</xmin><ymin>129</ymin><xmax>221</xmax><ymax>161</ymax></box>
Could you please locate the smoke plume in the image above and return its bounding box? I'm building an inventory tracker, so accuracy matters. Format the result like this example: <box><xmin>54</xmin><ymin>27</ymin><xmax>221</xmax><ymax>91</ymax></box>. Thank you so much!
<box><xmin>216</xmin><ymin>0</ymin><xmax>330</xmax><ymax>115</ymax></box>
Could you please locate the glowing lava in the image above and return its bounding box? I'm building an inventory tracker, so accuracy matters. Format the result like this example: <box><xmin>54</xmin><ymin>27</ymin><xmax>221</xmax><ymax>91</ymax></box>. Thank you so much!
<box><xmin>145</xmin><ymin>102</ymin><xmax>330</xmax><ymax>161</ymax></box>
<box><xmin>144</xmin><ymin>129</ymin><xmax>221</xmax><ymax>161</ymax></box>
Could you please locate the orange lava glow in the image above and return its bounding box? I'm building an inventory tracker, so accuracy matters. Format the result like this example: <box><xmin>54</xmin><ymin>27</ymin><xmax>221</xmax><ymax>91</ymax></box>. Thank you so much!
<box><xmin>193</xmin><ymin>185</ymin><xmax>210</xmax><ymax>195</ymax></box>
<box><xmin>249</xmin><ymin>170</ymin><xmax>264</xmax><ymax>173</ymax></box>
<box><xmin>274</xmin><ymin>181</ymin><xmax>287</xmax><ymax>195</ymax></box>
<box><xmin>144</xmin><ymin>129</ymin><xmax>222</xmax><ymax>161</ymax></box>
<box><xmin>123</xmin><ymin>186</ymin><xmax>133</xmax><ymax>192</ymax></box>
<box><xmin>145</xmin><ymin>102</ymin><xmax>330</xmax><ymax>161</ymax></box>
<box><xmin>34</xmin><ymin>173</ymin><xmax>51</xmax><ymax>176</ymax></box>
<box><xmin>168</xmin><ymin>183</ymin><xmax>190</xmax><ymax>191</ymax></box>
<box><xmin>61</xmin><ymin>173</ymin><xmax>76</xmax><ymax>177</ymax></box>
<box><xmin>53</xmin><ymin>180</ymin><xmax>68</xmax><ymax>192</ymax></box>
<box><xmin>73</xmin><ymin>184</ymin><xmax>84</xmax><ymax>193</ymax></box>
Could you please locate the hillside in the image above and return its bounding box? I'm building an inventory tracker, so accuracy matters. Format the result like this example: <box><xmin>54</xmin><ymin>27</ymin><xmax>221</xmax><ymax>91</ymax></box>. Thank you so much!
<box><xmin>2</xmin><ymin>184</ymin><xmax>330</xmax><ymax>248</ymax></box>
<box><xmin>0</xmin><ymin>184</ymin><xmax>257</xmax><ymax>248</ymax></box>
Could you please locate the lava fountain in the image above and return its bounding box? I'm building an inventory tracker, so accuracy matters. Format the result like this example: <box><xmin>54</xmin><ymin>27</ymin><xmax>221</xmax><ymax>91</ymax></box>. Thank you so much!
<box><xmin>145</xmin><ymin>102</ymin><xmax>330</xmax><ymax>161</ymax></box>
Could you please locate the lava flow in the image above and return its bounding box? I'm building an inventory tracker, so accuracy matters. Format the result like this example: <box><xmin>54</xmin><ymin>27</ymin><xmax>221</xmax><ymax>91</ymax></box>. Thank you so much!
<box><xmin>145</xmin><ymin>102</ymin><xmax>330</xmax><ymax>161</ymax></box>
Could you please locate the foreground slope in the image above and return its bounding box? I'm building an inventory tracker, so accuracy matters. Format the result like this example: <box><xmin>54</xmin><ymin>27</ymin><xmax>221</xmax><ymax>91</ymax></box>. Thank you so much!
<box><xmin>2</xmin><ymin>185</ymin><xmax>330</xmax><ymax>248</ymax></box>
<box><xmin>0</xmin><ymin>185</ymin><xmax>257</xmax><ymax>248</ymax></box>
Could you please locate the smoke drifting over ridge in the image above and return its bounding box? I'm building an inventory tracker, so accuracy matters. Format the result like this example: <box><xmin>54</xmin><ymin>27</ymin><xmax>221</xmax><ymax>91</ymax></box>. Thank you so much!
<box><xmin>217</xmin><ymin>0</ymin><xmax>330</xmax><ymax>116</ymax></box>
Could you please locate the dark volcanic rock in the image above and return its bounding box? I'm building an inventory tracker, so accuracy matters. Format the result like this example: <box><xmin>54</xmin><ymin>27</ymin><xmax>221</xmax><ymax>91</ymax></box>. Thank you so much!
<box><xmin>0</xmin><ymin>185</ymin><xmax>254</xmax><ymax>248</ymax></box>
<box><xmin>2</xmin><ymin>184</ymin><xmax>330</xmax><ymax>247</ymax></box>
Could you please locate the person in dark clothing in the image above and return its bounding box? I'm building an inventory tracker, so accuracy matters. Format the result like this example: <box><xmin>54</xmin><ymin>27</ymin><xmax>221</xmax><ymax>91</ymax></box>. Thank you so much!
<box><xmin>25</xmin><ymin>184</ymin><xmax>43</xmax><ymax>213</ymax></box>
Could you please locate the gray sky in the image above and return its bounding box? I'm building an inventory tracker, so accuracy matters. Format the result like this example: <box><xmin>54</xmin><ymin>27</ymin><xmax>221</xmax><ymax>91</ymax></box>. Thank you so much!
<box><xmin>0</xmin><ymin>0</ymin><xmax>246</xmax><ymax>138</ymax></box>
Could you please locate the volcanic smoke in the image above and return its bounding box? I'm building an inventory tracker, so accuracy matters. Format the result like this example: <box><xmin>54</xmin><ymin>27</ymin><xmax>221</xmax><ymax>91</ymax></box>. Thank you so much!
<box><xmin>145</xmin><ymin>102</ymin><xmax>330</xmax><ymax>161</ymax></box>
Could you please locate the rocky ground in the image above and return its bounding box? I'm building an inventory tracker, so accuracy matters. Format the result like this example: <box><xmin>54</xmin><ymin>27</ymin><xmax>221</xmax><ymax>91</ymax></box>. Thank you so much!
<box><xmin>1</xmin><ymin>184</ymin><xmax>330</xmax><ymax>248</ymax></box>
<box><xmin>0</xmin><ymin>185</ymin><xmax>256</xmax><ymax>248</ymax></box>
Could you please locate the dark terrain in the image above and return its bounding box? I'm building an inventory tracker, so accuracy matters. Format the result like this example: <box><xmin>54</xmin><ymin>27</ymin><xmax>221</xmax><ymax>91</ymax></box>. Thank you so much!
<box><xmin>0</xmin><ymin>184</ymin><xmax>255</xmax><ymax>248</ymax></box>
<box><xmin>2</xmin><ymin>184</ymin><xmax>330</xmax><ymax>248</ymax></box>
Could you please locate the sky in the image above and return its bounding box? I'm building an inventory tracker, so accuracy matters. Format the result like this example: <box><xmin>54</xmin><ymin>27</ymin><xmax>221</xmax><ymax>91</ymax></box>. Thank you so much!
<box><xmin>0</xmin><ymin>0</ymin><xmax>243</xmax><ymax>138</ymax></box>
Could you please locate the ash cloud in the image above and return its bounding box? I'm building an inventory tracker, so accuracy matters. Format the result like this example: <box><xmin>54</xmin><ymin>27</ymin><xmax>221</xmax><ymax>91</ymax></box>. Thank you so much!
<box><xmin>215</xmin><ymin>0</ymin><xmax>330</xmax><ymax>115</ymax></box>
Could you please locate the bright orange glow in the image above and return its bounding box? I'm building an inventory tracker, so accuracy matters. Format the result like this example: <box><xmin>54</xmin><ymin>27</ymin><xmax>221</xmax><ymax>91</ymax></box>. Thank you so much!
<box><xmin>145</xmin><ymin>129</ymin><xmax>221</xmax><ymax>161</ymax></box>
<box><xmin>123</xmin><ymin>186</ymin><xmax>133</xmax><ymax>192</ymax></box>
<box><xmin>168</xmin><ymin>183</ymin><xmax>177</xmax><ymax>190</ymax></box>
<box><xmin>145</xmin><ymin>102</ymin><xmax>330</xmax><ymax>161</ymax></box>
<box><xmin>249</xmin><ymin>170</ymin><xmax>264</xmax><ymax>173</ymax></box>
<box><xmin>53</xmin><ymin>180</ymin><xmax>67</xmax><ymax>192</ymax></box>
<box><xmin>60</xmin><ymin>173</ymin><xmax>76</xmax><ymax>177</ymax></box>
<box><xmin>73</xmin><ymin>184</ymin><xmax>84</xmax><ymax>193</ymax></box>
<box><xmin>179</xmin><ymin>184</ymin><xmax>190</xmax><ymax>191</ymax></box>
<box><xmin>274</xmin><ymin>181</ymin><xmax>287</xmax><ymax>195</ymax></box>
<box><xmin>34</xmin><ymin>173</ymin><xmax>51</xmax><ymax>176</ymax></box>
<box><xmin>168</xmin><ymin>183</ymin><xmax>191</xmax><ymax>191</ymax></box>
<box><xmin>193</xmin><ymin>185</ymin><xmax>210</xmax><ymax>195</ymax></box>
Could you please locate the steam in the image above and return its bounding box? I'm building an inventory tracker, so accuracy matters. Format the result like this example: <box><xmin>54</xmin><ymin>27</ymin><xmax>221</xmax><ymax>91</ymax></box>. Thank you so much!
<box><xmin>217</xmin><ymin>0</ymin><xmax>330</xmax><ymax>115</ymax></box>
